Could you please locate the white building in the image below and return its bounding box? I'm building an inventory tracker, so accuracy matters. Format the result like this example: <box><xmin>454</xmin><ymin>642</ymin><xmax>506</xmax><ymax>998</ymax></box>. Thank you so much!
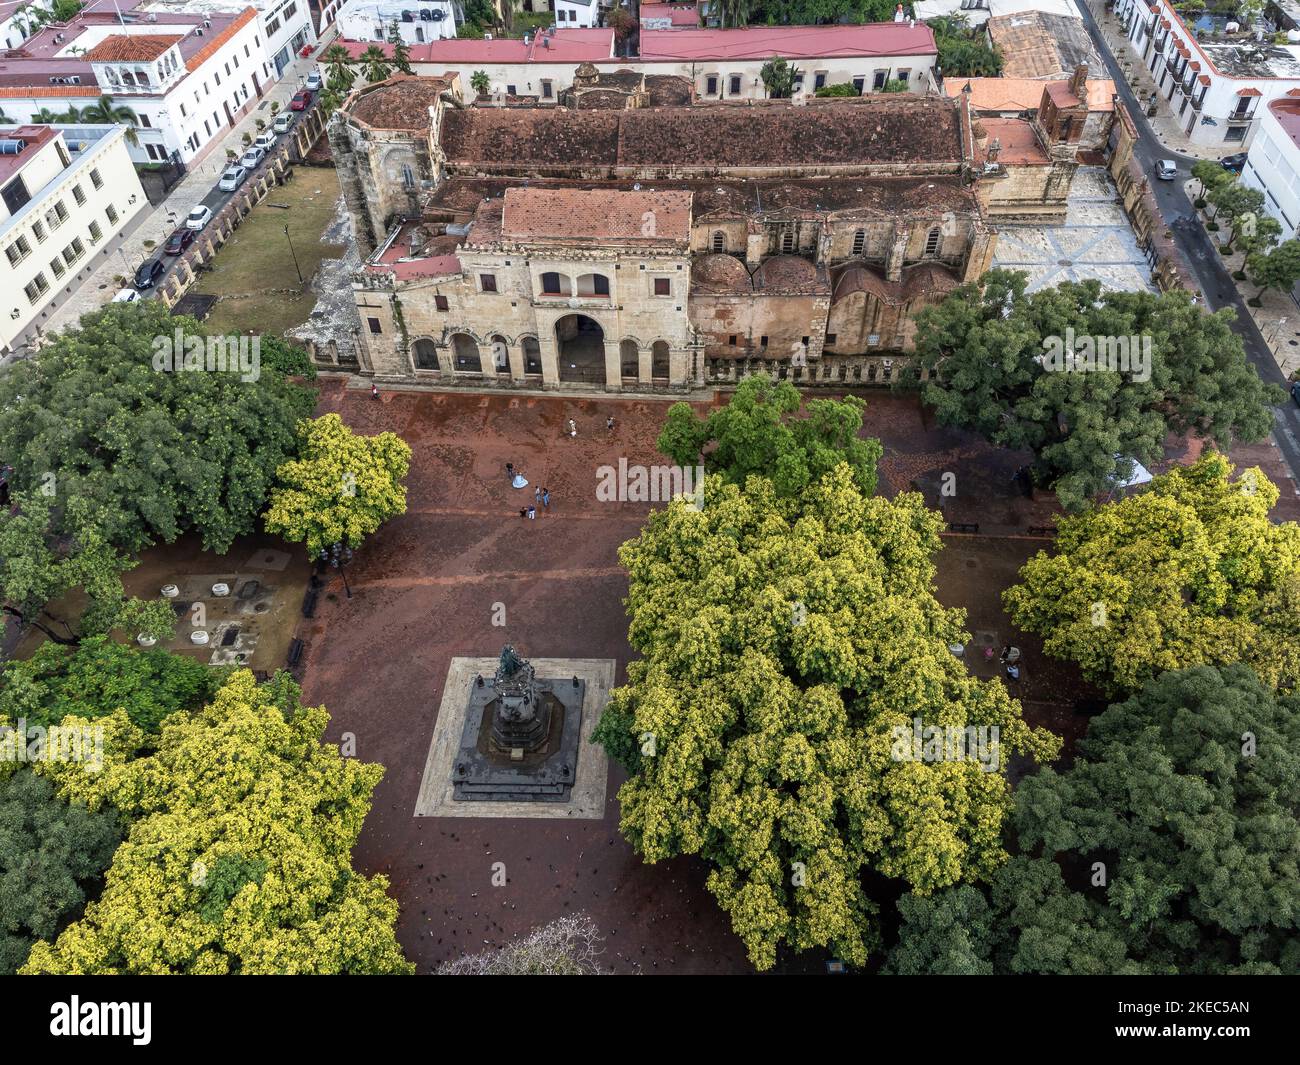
<box><xmin>0</xmin><ymin>1</ymin><xmax>315</xmax><ymax>166</ymax></box>
<box><xmin>1115</xmin><ymin>0</ymin><xmax>1300</xmax><ymax>147</ymax></box>
<box><xmin>555</xmin><ymin>0</ymin><xmax>597</xmax><ymax>28</ymax></box>
<box><xmin>1243</xmin><ymin>95</ymin><xmax>1300</xmax><ymax>240</ymax></box>
<box><xmin>339</xmin><ymin>21</ymin><xmax>940</xmax><ymax>101</ymax></box>
<box><xmin>335</xmin><ymin>1</ymin><xmax>457</xmax><ymax>45</ymax></box>
<box><xmin>0</xmin><ymin>124</ymin><xmax>148</xmax><ymax>353</ymax></box>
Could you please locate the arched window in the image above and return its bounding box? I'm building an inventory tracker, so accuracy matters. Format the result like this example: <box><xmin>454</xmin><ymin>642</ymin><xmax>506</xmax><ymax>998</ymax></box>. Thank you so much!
<box><xmin>620</xmin><ymin>339</ymin><xmax>639</xmax><ymax>378</ymax></box>
<box><xmin>651</xmin><ymin>340</ymin><xmax>670</xmax><ymax>380</ymax></box>
<box><xmin>412</xmin><ymin>338</ymin><xmax>438</xmax><ymax>370</ymax></box>
<box><xmin>540</xmin><ymin>271</ymin><xmax>569</xmax><ymax>296</ymax></box>
<box><xmin>451</xmin><ymin>333</ymin><xmax>481</xmax><ymax>373</ymax></box>
<box><xmin>521</xmin><ymin>336</ymin><xmax>541</xmax><ymax>374</ymax></box>
<box><xmin>852</xmin><ymin>229</ymin><xmax>866</xmax><ymax>256</ymax></box>
<box><xmin>576</xmin><ymin>272</ymin><xmax>610</xmax><ymax>297</ymax></box>
<box><xmin>712</xmin><ymin>230</ymin><xmax>725</xmax><ymax>252</ymax></box>
<box><xmin>924</xmin><ymin>225</ymin><xmax>942</xmax><ymax>256</ymax></box>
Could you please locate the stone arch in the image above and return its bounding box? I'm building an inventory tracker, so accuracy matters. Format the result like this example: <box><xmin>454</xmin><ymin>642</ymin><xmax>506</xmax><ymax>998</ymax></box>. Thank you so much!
<box><xmin>520</xmin><ymin>334</ymin><xmax>542</xmax><ymax>374</ymax></box>
<box><xmin>450</xmin><ymin>332</ymin><xmax>482</xmax><ymax>373</ymax></box>
<box><xmin>575</xmin><ymin>271</ymin><xmax>611</xmax><ymax>297</ymax></box>
<box><xmin>488</xmin><ymin>333</ymin><xmax>510</xmax><ymax>373</ymax></box>
<box><xmin>620</xmin><ymin>338</ymin><xmax>640</xmax><ymax>379</ymax></box>
<box><xmin>650</xmin><ymin>339</ymin><xmax>671</xmax><ymax>380</ymax></box>
<box><xmin>556</xmin><ymin>313</ymin><xmax>605</xmax><ymax>384</ymax></box>
<box><xmin>411</xmin><ymin>336</ymin><xmax>439</xmax><ymax>371</ymax></box>
<box><xmin>539</xmin><ymin>270</ymin><xmax>571</xmax><ymax>297</ymax></box>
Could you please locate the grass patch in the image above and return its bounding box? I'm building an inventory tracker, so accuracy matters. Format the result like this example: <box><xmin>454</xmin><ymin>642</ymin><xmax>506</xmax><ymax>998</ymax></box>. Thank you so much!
<box><xmin>193</xmin><ymin>167</ymin><xmax>343</xmax><ymax>338</ymax></box>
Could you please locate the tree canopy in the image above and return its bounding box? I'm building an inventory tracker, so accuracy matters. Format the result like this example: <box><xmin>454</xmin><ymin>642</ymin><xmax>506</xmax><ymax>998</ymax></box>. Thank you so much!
<box><xmin>593</xmin><ymin>466</ymin><xmax>1060</xmax><ymax>970</ymax></box>
<box><xmin>262</xmin><ymin>413</ymin><xmax>411</xmax><ymax>557</ymax></box>
<box><xmin>21</xmin><ymin>670</ymin><xmax>412</xmax><ymax>974</ymax></box>
<box><xmin>657</xmin><ymin>376</ymin><xmax>882</xmax><ymax>498</ymax></box>
<box><xmin>889</xmin><ymin>664</ymin><xmax>1300</xmax><ymax>974</ymax></box>
<box><xmin>1004</xmin><ymin>454</ymin><xmax>1300</xmax><ymax>695</ymax></box>
<box><xmin>903</xmin><ymin>271</ymin><xmax>1281</xmax><ymax>510</ymax></box>
<box><xmin>0</xmin><ymin>301</ymin><xmax>315</xmax><ymax>554</ymax></box>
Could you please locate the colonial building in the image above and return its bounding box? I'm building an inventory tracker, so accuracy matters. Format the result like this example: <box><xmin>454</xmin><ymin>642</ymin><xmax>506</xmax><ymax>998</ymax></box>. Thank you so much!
<box><xmin>332</xmin><ymin>74</ymin><xmax>1091</xmax><ymax>391</ymax></box>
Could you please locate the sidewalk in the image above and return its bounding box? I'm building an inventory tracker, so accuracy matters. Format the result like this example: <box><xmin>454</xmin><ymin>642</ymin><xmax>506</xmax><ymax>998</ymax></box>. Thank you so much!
<box><xmin>25</xmin><ymin>41</ymin><xmax>331</xmax><ymax>350</ymax></box>
<box><xmin>1086</xmin><ymin>0</ymin><xmax>1236</xmax><ymax>163</ymax></box>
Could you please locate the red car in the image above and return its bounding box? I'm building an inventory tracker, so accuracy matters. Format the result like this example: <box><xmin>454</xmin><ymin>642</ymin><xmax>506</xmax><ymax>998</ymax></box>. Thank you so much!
<box><xmin>163</xmin><ymin>227</ymin><xmax>195</xmax><ymax>256</ymax></box>
<box><xmin>290</xmin><ymin>89</ymin><xmax>311</xmax><ymax>111</ymax></box>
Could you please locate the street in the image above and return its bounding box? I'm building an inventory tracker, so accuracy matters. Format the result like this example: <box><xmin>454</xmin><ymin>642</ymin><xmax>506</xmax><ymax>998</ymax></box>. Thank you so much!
<box><xmin>1078</xmin><ymin>0</ymin><xmax>1300</xmax><ymax>486</ymax></box>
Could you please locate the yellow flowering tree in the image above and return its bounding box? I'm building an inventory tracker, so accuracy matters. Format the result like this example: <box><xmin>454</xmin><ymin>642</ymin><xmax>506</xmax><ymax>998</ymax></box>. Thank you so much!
<box><xmin>1004</xmin><ymin>453</ymin><xmax>1300</xmax><ymax>696</ymax></box>
<box><xmin>263</xmin><ymin>413</ymin><xmax>411</xmax><ymax>557</ymax></box>
<box><xmin>594</xmin><ymin>466</ymin><xmax>1060</xmax><ymax>970</ymax></box>
<box><xmin>21</xmin><ymin>671</ymin><xmax>412</xmax><ymax>974</ymax></box>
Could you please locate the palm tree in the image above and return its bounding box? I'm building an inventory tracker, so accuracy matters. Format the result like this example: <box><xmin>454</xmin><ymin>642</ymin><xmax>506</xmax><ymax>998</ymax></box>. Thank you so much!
<box><xmin>79</xmin><ymin>95</ymin><xmax>140</xmax><ymax>145</ymax></box>
<box><xmin>714</xmin><ymin>0</ymin><xmax>751</xmax><ymax>29</ymax></box>
<box><xmin>358</xmin><ymin>45</ymin><xmax>392</xmax><ymax>85</ymax></box>
<box><xmin>470</xmin><ymin>70</ymin><xmax>490</xmax><ymax>97</ymax></box>
<box><xmin>33</xmin><ymin>108</ymin><xmax>61</xmax><ymax>123</ymax></box>
<box><xmin>322</xmin><ymin>43</ymin><xmax>356</xmax><ymax>95</ymax></box>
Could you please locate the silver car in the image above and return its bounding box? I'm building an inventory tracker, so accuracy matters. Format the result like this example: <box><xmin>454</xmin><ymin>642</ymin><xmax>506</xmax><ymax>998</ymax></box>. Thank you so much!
<box><xmin>1155</xmin><ymin>159</ymin><xmax>1179</xmax><ymax>181</ymax></box>
<box><xmin>218</xmin><ymin>165</ymin><xmax>247</xmax><ymax>192</ymax></box>
<box><xmin>239</xmin><ymin>145</ymin><xmax>265</xmax><ymax>169</ymax></box>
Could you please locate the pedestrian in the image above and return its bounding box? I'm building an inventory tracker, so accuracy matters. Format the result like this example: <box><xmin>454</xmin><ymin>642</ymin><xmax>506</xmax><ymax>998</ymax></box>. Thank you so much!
<box><xmin>1005</xmin><ymin>663</ymin><xmax>1020</xmax><ymax>681</ymax></box>
<box><xmin>567</xmin><ymin>418</ymin><xmax>577</xmax><ymax>439</ymax></box>
<box><xmin>606</xmin><ymin>415</ymin><xmax>615</xmax><ymax>432</ymax></box>
<box><xmin>506</xmin><ymin>462</ymin><xmax>514</xmax><ymax>477</ymax></box>
<box><xmin>542</xmin><ymin>488</ymin><xmax>550</xmax><ymax>509</ymax></box>
<box><xmin>534</xmin><ymin>486</ymin><xmax>542</xmax><ymax>505</ymax></box>
<box><xmin>527</xmin><ymin>505</ymin><xmax>536</xmax><ymax>520</ymax></box>
<box><xmin>370</xmin><ymin>383</ymin><xmax>379</xmax><ymax>400</ymax></box>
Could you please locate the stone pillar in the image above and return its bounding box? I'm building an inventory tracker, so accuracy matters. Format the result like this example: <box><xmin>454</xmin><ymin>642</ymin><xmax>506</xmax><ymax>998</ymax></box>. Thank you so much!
<box><xmin>669</xmin><ymin>346</ymin><xmax>689</xmax><ymax>386</ymax></box>
<box><xmin>603</xmin><ymin>340</ymin><xmax>622</xmax><ymax>391</ymax></box>
<box><xmin>886</xmin><ymin>225</ymin><xmax>909</xmax><ymax>282</ymax></box>
<box><xmin>507</xmin><ymin>340</ymin><xmax>526</xmax><ymax>382</ymax></box>
<box><xmin>539</xmin><ymin>333</ymin><xmax>560</xmax><ymax>388</ymax></box>
<box><xmin>437</xmin><ymin>344</ymin><xmax>455</xmax><ymax>375</ymax></box>
<box><xmin>638</xmin><ymin>346</ymin><xmax>652</xmax><ymax>385</ymax></box>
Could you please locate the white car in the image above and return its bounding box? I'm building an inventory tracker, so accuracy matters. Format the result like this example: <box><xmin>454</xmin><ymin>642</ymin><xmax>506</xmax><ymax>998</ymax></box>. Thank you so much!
<box><xmin>273</xmin><ymin>112</ymin><xmax>295</xmax><ymax>135</ymax></box>
<box><xmin>239</xmin><ymin>146</ymin><xmax>265</xmax><ymax>169</ymax></box>
<box><xmin>254</xmin><ymin>130</ymin><xmax>277</xmax><ymax>151</ymax></box>
<box><xmin>111</xmin><ymin>287</ymin><xmax>140</xmax><ymax>303</ymax></box>
<box><xmin>217</xmin><ymin>165</ymin><xmax>247</xmax><ymax>192</ymax></box>
<box><xmin>304</xmin><ymin>70</ymin><xmax>323</xmax><ymax>92</ymax></box>
<box><xmin>184</xmin><ymin>204</ymin><xmax>213</xmax><ymax>230</ymax></box>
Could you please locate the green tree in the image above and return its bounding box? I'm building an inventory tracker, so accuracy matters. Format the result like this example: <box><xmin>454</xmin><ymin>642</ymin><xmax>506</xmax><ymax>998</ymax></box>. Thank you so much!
<box><xmin>657</xmin><ymin>376</ymin><xmax>882</xmax><ymax>498</ymax></box>
<box><xmin>263</xmin><ymin>413</ymin><xmax>411</xmax><ymax>558</ymax></box>
<box><xmin>322</xmin><ymin>43</ymin><xmax>356</xmax><ymax>96</ymax></box>
<box><xmin>0</xmin><ymin>301</ymin><xmax>315</xmax><ymax>555</ymax></box>
<box><xmin>470</xmin><ymin>70</ymin><xmax>490</xmax><ymax>97</ymax></box>
<box><xmin>386</xmin><ymin>22</ymin><xmax>413</xmax><ymax>75</ymax></box>
<box><xmin>1191</xmin><ymin>157</ymin><xmax>1232</xmax><ymax>203</ymax></box>
<box><xmin>594</xmin><ymin>466</ymin><xmax>1060</xmax><ymax>970</ymax></box>
<box><xmin>759</xmin><ymin>56</ymin><xmax>799</xmax><ymax>98</ymax></box>
<box><xmin>815</xmin><ymin>82</ymin><xmax>860</xmax><ymax>97</ymax></box>
<box><xmin>0</xmin><ymin>770</ymin><xmax>122</xmax><ymax>975</ymax></box>
<box><xmin>21</xmin><ymin>670</ymin><xmax>413</xmax><ymax>974</ymax></box>
<box><xmin>0</xmin><ymin>636</ymin><xmax>220</xmax><ymax>735</ymax></box>
<box><xmin>715</xmin><ymin>0</ymin><xmax>754</xmax><ymax>28</ymax></box>
<box><xmin>890</xmin><ymin>665</ymin><xmax>1300</xmax><ymax>974</ymax></box>
<box><xmin>358</xmin><ymin>44</ymin><xmax>392</xmax><ymax>85</ymax></box>
<box><xmin>0</xmin><ymin>492</ymin><xmax>175</xmax><ymax>646</ymax></box>
<box><xmin>1247</xmin><ymin>239</ymin><xmax>1300</xmax><ymax>303</ymax></box>
<box><xmin>1003</xmin><ymin>454</ymin><xmax>1300</xmax><ymax>695</ymax></box>
<box><xmin>903</xmin><ymin>271</ymin><xmax>1281</xmax><ymax>511</ymax></box>
<box><xmin>78</xmin><ymin>95</ymin><xmax>139</xmax><ymax>146</ymax></box>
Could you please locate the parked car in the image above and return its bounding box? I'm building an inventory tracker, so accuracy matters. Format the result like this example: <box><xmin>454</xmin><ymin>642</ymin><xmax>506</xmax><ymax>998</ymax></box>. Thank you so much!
<box><xmin>133</xmin><ymin>259</ymin><xmax>165</xmax><ymax>290</ymax></box>
<box><xmin>290</xmin><ymin>89</ymin><xmax>311</xmax><ymax>111</ymax></box>
<box><xmin>111</xmin><ymin>287</ymin><xmax>140</xmax><ymax>303</ymax></box>
<box><xmin>1220</xmin><ymin>152</ymin><xmax>1248</xmax><ymax>173</ymax></box>
<box><xmin>239</xmin><ymin>145</ymin><xmax>265</xmax><ymax>169</ymax></box>
<box><xmin>184</xmin><ymin>204</ymin><xmax>213</xmax><ymax>230</ymax></box>
<box><xmin>254</xmin><ymin>130</ymin><xmax>277</xmax><ymax>151</ymax></box>
<box><xmin>273</xmin><ymin>113</ymin><xmax>295</xmax><ymax>134</ymax></box>
<box><xmin>1292</xmin><ymin>381</ymin><xmax>1300</xmax><ymax>407</ymax></box>
<box><xmin>304</xmin><ymin>70</ymin><xmax>323</xmax><ymax>92</ymax></box>
<box><xmin>1155</xmin><ymin>159</ymin><xmax>1179</xmax><ymax>181</ymax></box>
<box><xmin>217</xmin><ymin>165</ymin><xmax>247</xmax><ymax>192</ymax></box>
<box><xmin>163</xmin><ymin>227</ymin><xmax>196</xmax><ymax>255</ymax></box>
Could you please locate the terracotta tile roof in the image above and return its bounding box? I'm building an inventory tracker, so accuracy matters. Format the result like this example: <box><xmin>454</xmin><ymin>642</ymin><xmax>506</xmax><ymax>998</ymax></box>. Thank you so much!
<box><xmin>346</xmin><ymin>74</ymin><xmax>455</xmax><ymax>129</ymax></box>
<box><xmin>979</xmin><ymin>117</ymin><xmax>1049</xmax><ymax>165</ymax></box>
<box><xmin>0</xmin><ymin>85</ymin><xmax>92</xmax><ymax>98</ymax></box>
<box><xmin>691</xmin><ymin>252</ymin><xmax>752</xmax><ymax>294</ymax></box>
<box><xmin>947</xmin><ymin>76</ymin><xmax>1115</xmax><ymax>112</ymax></box>
<box><xmin>186</xmin><ymin>7</ymin><xmax>258</xmax><ymax>72</ymax></box>
<box><xmin>1238</xmin><ymin>87</ymin><xmax>1263</xmax><ymax>97</ymax></box>
<box><xmin>501</xmin><ymin>187</ymin><xmax>692</xmax><ymax>243</ymax></box>
<box><xmin>83</xmin><ymin>34</ymin><xmax>183</xmax><ymax>63</ymax></box>
<box><xmin>752</xmin><ymin>254</ymin><xmax>827</xmax><ymax>295</ymax></box>
<box><xmin>832</xmin><ymin>261</ymin><xmax>959</xmax><ymax>305</ymax></box>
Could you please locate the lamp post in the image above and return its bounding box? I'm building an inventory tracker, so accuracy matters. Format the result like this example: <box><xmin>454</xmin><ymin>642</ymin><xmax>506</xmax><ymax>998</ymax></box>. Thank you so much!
<box><xmin>284</xmin><ymin>223</ymin><xmax>303</xmax><ymax>284</ymax></box>
<box><xmin>320</xmin><ymin>542</ymin><xmax>353</xmax><ymax>599</ymax></box>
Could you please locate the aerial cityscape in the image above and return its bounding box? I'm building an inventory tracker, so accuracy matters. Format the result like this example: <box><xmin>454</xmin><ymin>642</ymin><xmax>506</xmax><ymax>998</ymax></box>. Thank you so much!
<box><xmin>0</xmin><ymin>0</ymin><xmax>1295</xmax><ymax>1012</ymax></box>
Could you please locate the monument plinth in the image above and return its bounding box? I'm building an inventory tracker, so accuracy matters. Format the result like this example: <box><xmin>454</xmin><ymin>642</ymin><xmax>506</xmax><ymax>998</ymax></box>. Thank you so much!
<box><xmin>451</xmin><ymin>645</ymin><xmax>585</xmax><ymax>802</ymax></box>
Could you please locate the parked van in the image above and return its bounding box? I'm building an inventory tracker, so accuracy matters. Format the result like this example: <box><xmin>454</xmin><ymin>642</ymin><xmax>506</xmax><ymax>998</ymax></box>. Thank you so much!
<box><xmin>254</xmin><ymin>130</ymin><xmax>277</xmax><ymax>151</ymax></box>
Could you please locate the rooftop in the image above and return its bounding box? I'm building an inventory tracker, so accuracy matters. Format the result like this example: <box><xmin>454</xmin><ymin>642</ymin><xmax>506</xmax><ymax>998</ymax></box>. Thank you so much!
<box><xmin>500</xmin><ymin>187</ymin><xmax>692</xmax><ymax>244</ymax></box>
<box><xmin>986</xmin><ymin>11</ymin><xmax>1099</xmax><ymax>79</ymax></box>
<box><xmin>82</xmin><ymin>33</ymin><xmax>183</xmax><ymax>63</ymax></box>
<box><xmin>344</xmin><ymin>74</ymin><xmax>456</xmax><ymax>130</ymax></box>
<box><xmin>440</xmin><ymin>96</ymin><xmax>964</xmax><ymax>172</ymax></box>
<box><xmin>945</xmin><ymin>75</ymin><xmax>1115</xmax><ymax>111</ymax></box>
<box><xmin>337</xmin><ymin>28</ymin><xmax>615</xmax><ymax>66</ymax></box>
<box><xmin>1268</xmin><ymin>97</ymin><xmax>1300</xmax><ymax>151</ymax></box>
<box><xmin>978</xmin><ymin>117</ymin><xmax>1048</xmax><ymax>165</ymax></box>
<box><xmin>637</xmin><ymin>23</ymin><xmax>937</xmax><ymax>62</ymax></box>
<box><xmin>0</xmin><ymin>125</ymin><xmax>57</xmax><ymax>187</ymax></box>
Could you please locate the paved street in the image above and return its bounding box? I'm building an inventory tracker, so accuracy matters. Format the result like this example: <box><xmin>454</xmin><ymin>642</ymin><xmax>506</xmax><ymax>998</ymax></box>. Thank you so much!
<box><xmin>1078</xmin><ymin>0</ymin><xmax>1300</xmax><ymax>491</ymax></box>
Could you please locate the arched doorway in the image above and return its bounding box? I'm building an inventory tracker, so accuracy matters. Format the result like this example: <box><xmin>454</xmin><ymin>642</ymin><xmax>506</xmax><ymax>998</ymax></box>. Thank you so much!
<box><xmin>556</xmin><ymin>314</ymin><xmax>605</xmax><ymax>384</ymax></box>
<box><xmin>521</xmin><ymin>336</ymin><xmax>542</xmax><ymax>375</ymax></box>
<box><xmin>489</xmin><ymin>334</ymin><xmax>510</xmax><ymax>374</ymax></box>
<box><xmin>651</xmin><ymin>340</ymin><xmax>671</xmax><ymax>381</ymax></box>
<box><xmin>451</xmin><ymin>333</ymin><xmax>481</xmax><ymax>373</ymax></box>
<box><xmin>412</xmin><ymin>338</ymin><xmax>439</xmax><ymax>371</ymax></box>
<box><xmin>620</xmin><ymin>339</ymin><xmax>639</xmax><ymax>380</ymax></box>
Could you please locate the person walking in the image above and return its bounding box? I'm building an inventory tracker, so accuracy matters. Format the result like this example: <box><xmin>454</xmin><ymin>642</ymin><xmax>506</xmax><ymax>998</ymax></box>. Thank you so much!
<box><xmin>566</xmin><ymin>418</ymin><xmax>577</xmax><ymax>439</ymax></box>
<box><xmin>534</xmin><ymin>486</ymin><xmax>542</xmax><ymax>505</ymax></box>
<box><xmin>370</xmin><ymin>383</ymin><xmax>380</xmax><ymax>400</ymax></box>
<box><xmin>527</xmin><ymin>505</ymin><xmax>536</xmax><ymax>520</ymax></box>
<box><xmin>519</xmin><ymin>507</ymin><xmax>528</xmax><ymax>519</ymax></box>
<box><xmin>541</xmin><ymin>488</ymin><xmax>550</xmax><ymax>509</ymax></box>
<box><xmin>606</xmin><ymin>415</ymin><xmax>615</xmax><ymax>432</ymax></box>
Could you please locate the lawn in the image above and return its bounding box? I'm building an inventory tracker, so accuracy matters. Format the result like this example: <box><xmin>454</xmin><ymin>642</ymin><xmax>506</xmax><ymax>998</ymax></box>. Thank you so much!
<box><xmin>192</xmin><ymin>166</ymin><xmax>344</xmax><ymax>338</ymax></box>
